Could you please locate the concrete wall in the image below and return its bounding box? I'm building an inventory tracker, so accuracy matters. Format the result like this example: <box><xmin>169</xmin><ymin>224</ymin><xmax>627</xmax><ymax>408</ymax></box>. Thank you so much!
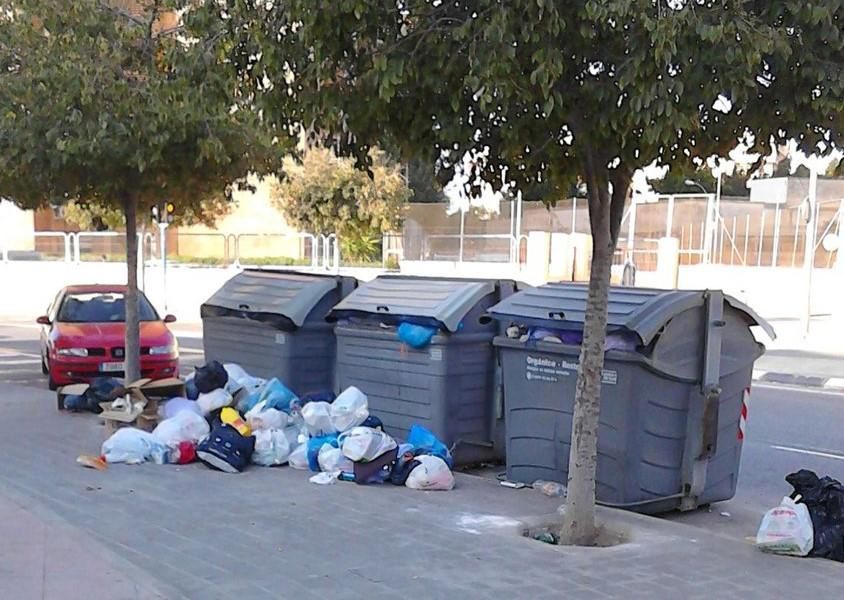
<box><xmin>0</xmin><ymin>201</ymin><xmax>35</xmax><ymax>253</ymax></box>
<box><xmin>176</xmin><ymin>177</ymin><xmax>305</xmax><ymax>260</ymax></box>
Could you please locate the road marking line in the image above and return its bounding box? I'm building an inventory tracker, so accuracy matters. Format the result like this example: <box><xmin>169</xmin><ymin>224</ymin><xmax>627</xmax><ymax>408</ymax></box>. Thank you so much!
<box><xmin>825</xmin><ymin>377</ymin><xmax>844</xmax><ymax>389</ymax></box>
<box><xmin>179</xmin><ymin>348</ymin><xmax>204</xmax><ymax>355</ymax></box>
<box><xmin>752</xmin><ymin>369</ymin><xmax>767</xmax><ymax>380</ymax></box>
<box><xmin>772</xmin><ymin>445</ymin><xmax>844</xmax><ymax>461</ymax></box>
<box><xmin>0</xmin><ymin>350</ymin><xmax>41</xmax><ymax>358</ymax></box>
<box><xmin>0</xmin><ymin>360</ymin><xmax>43</xmax><ymax>366</ymax></box>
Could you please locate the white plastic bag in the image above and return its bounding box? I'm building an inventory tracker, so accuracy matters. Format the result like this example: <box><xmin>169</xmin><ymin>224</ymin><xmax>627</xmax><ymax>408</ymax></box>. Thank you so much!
<box><xmin>339</xmin><ymin>427</ymin><xmax>397</xmax><ymax>462</ymax></box>
<box><xmin>318</xmin><ymin>445</ymin><xmax>354</xmax><ymax>473</ymax></box>
<box><xmin>161</xmin><ymin>398</ymin><xmax>203</xmax><ymax>420</ymax></box>
<box><xmin>152</xmin><ymin>411</ymin><xmax>210</xmax><ymax>446</ymax></box>
<box><xmin>223</xmin><ymin>363</ymin><xmax>265</xmax><ymax>396</ymax></box>
<box><xmin>330</xmin><ymin>387</ymin><xmax>369</xmax><ymax>433</ymax></box>
<box><xmin>245</xmin><ymin>400</ymin><xmax>289</xmax><ymax>431</ymax></box>
<box><xmin>101</xmin><ymin>428</ymin><xmax>167</xmax><ymax>465</ymax></box>
<box><xmin>288</xmin><ymin>443</ymin><xmax>310</xmax><ymax>470</ymax></box>
<box><xmin>252</xmin><ymin>429</ymin><xmax>292</xmax><ymax>466</ymax></box>
<box><xmin>310</xmin><ymin>471</ymin><xmax>340</xmax><ymax>485</ymax></box>
<box><xmin>406</xmin><ymin>455</ymin><xmax>455</xmax><ymax>491</ymax></box>
<box><xmin>301</xmin><ymin>401</ymin><xmax>335</xmax><ymax>437</ymax></box>
<box><xmin>196</xmin><ymin>388</ymin><xmax>233</xmax><ymax>415</ymax></box>
<box><xmin>756</xmin><ymin>496</ymin><xmax>814</xmax><ymax>556</ymax></box>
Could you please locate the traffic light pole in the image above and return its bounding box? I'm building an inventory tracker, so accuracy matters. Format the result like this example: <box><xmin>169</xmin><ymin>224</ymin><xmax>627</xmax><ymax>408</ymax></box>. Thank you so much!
<box><xmin>158</xmin><ymin>221</ymin><xmax>169</xmax><ymax>312</ymax></box>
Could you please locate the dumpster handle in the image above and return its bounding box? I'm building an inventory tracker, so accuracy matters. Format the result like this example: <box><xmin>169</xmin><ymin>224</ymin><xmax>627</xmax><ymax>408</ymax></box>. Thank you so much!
<box><xmin>548</xmin><ymin>311</ymin><xmax>566</xmax><ymax>320</ymax></box>
<box><xmin>239</xmin><ymin>304</ymin><xmax>250</xmax><ymax>310</ymax></box>
<box><xmin>599</xmin><ymin>492</ymin><xmax>685</xmax><ymax>509</ymax></box>
<box><xmin>376</xmin><ymin>305</ymin><xmax>390</xmax><ymax>312</ymax></box>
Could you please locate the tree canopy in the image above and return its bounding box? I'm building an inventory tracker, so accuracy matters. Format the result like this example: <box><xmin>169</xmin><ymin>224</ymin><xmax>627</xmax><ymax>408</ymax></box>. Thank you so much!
<box><xmin>0</xmin><ymin>0</ymin><xmax>287</xmax><ymax>379</ymax></box>
<box><xmin>216</xmin><ymin>0</ymin><xmax>844</xmax><ymax>544</ymax></box>
<box><xmin>271</xmin><ymin>147</ymin><xmax>411</xmax><ymax>262</ymax></box>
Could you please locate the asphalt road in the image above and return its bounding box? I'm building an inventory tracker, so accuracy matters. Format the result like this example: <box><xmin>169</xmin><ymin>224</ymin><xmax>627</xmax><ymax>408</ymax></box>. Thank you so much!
<box><xmin>1</xmin><ymin>321</ymin><xmax>842</xmax><ymax>541</ymax></box>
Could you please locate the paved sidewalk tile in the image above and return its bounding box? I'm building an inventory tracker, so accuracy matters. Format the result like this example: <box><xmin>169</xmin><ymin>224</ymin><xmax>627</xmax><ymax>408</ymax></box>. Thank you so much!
<box><xmin>0</xmin><ymin>381</ymin><xmax>842</xmax><ymax>599</ymax></box>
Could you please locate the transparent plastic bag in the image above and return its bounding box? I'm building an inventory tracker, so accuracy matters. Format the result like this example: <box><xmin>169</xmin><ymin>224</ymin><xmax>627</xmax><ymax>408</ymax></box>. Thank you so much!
<box><xmin>301</xmin><ymin>401</ymin><xmax>335</xmax><ymax>437</ymax></box>
<box><xmin>246</xmin><ymin>400</ymin><xmax>289</xmax><ymax>431</ymax></box>
<box><xmin>330</xmin><ymin>387</ymin><xmax>369</xmax><ymax>433</ymax></box>
<box><xmin>102</xmin><ymin>428</ymin><xmax>166</xmax><ymax>465</ymax></box>
<box><xmin>152</xmin><ymin>411</ymin><xmax>210</xmax><ymax>446</ymax></box>
<box><xmin>252</xmin><ymin>429</ymin><xmax>292</xmax><ymax>466</ymax></box>
<box><xmin>339</xmin><ymin>427</ymin><xmax>397</xmax><ymax>462</ymax></box>
<box><xmin>319</xmin><ymin>445</ymin><xmax>354</xmax><ymax>473</ymax></box>
<box><xmin>288</xmin><ymin>443</ymin><xmax>309</xmax><ymax>470</ymax></box>
<box><xmin>405</xmin><ymin>455</ymin><xmax>455</xmax><ymax>491</ymax></box>
<box><xmin>756</xmin><ymin>496</ymin><xmax>814</xmax><ymax>556</ymax></box>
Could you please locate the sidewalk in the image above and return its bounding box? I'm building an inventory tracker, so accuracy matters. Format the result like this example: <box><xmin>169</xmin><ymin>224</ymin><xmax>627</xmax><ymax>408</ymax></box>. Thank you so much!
<box><xmin>0</xmin><ymin>490</ymin><xmax>173</xmax><ymax>600</ymax></box>
<box><xmin>755</xmin><ymin>315</ymin><xmax>844</xmax><ymax>389</ymax></box>
<box><xmin>1</xmin><ymin>382</ymin><xmax>842</xmax><ymax>599</ymax></box>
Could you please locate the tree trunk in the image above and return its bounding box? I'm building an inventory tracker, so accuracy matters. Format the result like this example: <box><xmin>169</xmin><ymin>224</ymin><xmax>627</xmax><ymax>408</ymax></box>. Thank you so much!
<box><xmin>123</xmin><ymin>192</ymin><xmax>141</xmax><ymax>383</ymax></box>
<box><xmin>560</xmin><ymin>152</ymin><xmax>631</xmax><ymax>546</ymax></box>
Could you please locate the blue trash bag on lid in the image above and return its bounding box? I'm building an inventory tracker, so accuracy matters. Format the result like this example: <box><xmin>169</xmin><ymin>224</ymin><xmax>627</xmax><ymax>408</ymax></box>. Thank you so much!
<box><xmin>397</xmin><ymin>322</ymin><xmax>439</xmax><ymax>349</ymax></box>
<box><xmin>406</xmin><ymin>424</ymin><xmax>453</xmax><ymax>468</ymax></box>
<box><xmin>307</xmin><ymin>434</ymin><xmax>340</xmax><ymax>472</ymax></box>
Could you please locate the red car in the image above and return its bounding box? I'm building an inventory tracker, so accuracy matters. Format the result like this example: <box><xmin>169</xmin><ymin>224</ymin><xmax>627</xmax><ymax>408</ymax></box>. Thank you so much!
<box><xmin>38</xmin><ymin>284</ymin><xmax>180</xmax><ymax>389</ymax></box>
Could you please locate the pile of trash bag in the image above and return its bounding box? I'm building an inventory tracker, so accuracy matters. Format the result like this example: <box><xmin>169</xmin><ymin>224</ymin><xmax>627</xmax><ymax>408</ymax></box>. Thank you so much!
<box><xmin>96</xmin><ymin>360</ymin><xmax>458</xmax><ymax>490</ymax></box>
<box><xmin>756</xmin><ymin>469</ymin><xmax>844</xmax><ymax>561</ymax></box>
<box><xmin>64</xmin><ymin>377</ymin><xmax>124</xmax><ymax>413</ymax></box>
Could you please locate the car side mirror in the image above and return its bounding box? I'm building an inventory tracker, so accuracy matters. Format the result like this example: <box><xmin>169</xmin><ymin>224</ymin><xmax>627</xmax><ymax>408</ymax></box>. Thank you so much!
<box><xmin>163</xmin><ymin>314</ymin><xmax>177</xmax><ymax>324</ymax></box>
<box><xmin>36</xmin><ymin>315</ymin><xmax>51</xmax><ymax>326</ymax></box>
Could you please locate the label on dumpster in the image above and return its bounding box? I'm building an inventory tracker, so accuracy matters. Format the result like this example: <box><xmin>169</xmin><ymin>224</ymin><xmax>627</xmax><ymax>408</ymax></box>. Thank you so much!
<box><xmin>430</xmin><ymin>348</ymin><xmax>443</xmax><ymax>361</ymax></box>
<box><xmin>275</xmin><ymin>333</ymin><xmax>286</xmax><ymax>345</ymax></box>
<box><xmin>525</xmin><ymin>355</ymin><xmax>617</xmax><ymax>385</ymax></box>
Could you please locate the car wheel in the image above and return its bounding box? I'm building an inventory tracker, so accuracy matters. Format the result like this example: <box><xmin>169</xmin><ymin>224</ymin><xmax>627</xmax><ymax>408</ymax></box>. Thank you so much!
<box><xmin>48</xmin><ymin>372</ymin><xmax>59</xmax><ymax>393</ymax></box>
<box><xmin>41</xmin><ymin>355</ymin><xmax>49</xmax><ymax>375</ymax></box>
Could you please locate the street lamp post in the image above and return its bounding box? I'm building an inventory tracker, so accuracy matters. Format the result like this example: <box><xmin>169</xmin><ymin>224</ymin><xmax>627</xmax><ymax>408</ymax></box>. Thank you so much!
<box><xmin>686</xmin><ymin>179</ymin><xmax>715</xmax><ymax>264</ymax></box>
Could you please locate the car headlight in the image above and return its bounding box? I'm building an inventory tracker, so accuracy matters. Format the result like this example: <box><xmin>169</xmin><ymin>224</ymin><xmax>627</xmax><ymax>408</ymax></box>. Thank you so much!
<box><xmin>149</xmin><ymin>343</ymin><xmax>177</xmax><ymax>357</ymax></box>
<box><xmin>57</xmin><ymin>348</ymin><xmax>88</xmax><ymax>357</ymax></box>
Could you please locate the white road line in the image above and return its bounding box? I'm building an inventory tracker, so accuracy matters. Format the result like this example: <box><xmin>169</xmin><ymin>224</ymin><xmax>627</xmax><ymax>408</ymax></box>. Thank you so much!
<box><xmin>179</xmin><ymin>348</ymin><xmax>204</xmax><ymax>355</ymax></box>
<box><xmin>0</xmin><ymin>350</ymin><xmax>41</xmax><ymax>358</ymax></box>
<box><xmin>0</xmin><ymin>359</ymin><xmax>43</xmax><ymax>365</ymax></box>
<box><xmin>772</xmin><ymin>445</ymin><xmax>844</xmax><ymax>461</ymax></box>
<box><xmin>825</xmin><ymin>377</ymin><xmax>844</xmax><ymax>389</ymax></box>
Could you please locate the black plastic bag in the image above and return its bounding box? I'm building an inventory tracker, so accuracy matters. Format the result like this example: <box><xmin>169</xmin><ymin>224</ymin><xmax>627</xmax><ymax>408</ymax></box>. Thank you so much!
<box><xmin>787</xmin><ymin>469</ymin><xmax>844</xmax><ymax>562</ymax></box>
<box><xmin>75</xmin><ymin>377</ymin><xmax>124</xmax><ymax>414</ymax></box>
<box><xmin>194</xmin><ymin>360</ymin><xmax>228</xmax><ymax>394</ymax></box>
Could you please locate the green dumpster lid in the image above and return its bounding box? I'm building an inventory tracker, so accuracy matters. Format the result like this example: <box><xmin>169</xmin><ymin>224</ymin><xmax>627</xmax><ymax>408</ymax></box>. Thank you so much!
<box><xmin>485</xmin><ymin>283</ymin><xmax>775</xmax><ymax>344</ymax></box>
<box><xmin>326</xmin><ymin>275</ymin><xmax>497</xmax><ymax>332</ymax></box>
<box><xmin>202</xmin><ymin>269</ymin><xmax>338</xmax><ymax>328</ymax></box>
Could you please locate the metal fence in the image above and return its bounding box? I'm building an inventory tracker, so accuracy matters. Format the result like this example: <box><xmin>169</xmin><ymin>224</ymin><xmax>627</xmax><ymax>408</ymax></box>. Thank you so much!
<box><xmin>5</xmin><ymin>190</ymin><xmax>841</xmax><ymax>274</ymax></box>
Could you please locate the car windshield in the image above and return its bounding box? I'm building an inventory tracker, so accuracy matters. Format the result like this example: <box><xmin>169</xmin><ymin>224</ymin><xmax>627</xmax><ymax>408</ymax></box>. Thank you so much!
<box><xmin>57</xmin><ymin>292</ymin><xmax>159</xmax><ymax>323</ymax></box>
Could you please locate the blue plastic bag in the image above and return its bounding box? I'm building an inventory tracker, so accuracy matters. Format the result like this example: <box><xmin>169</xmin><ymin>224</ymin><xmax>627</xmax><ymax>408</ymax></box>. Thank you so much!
<box><xmin>239</xmin><ymin>378</ymin><xmax>298</xmax><ymax>414</ymax></box>
<box><xmin>407</xmin><ymin>424</ymin><xmax>453</xmax><ymax>468</ymax></box>
<box><xmin>397</xmin><ymin>322</ymin><xmax>439</xmax><ymax>349</ymax></box>
<box><xmin>185</xmin><ymin>379</ymin><xmax>200</xmax><ymax>401</ymax></box>
<box><xmin>307</xmin><ymin>434</ymin><xmax>339</xmax><ymax>472</ymax></box>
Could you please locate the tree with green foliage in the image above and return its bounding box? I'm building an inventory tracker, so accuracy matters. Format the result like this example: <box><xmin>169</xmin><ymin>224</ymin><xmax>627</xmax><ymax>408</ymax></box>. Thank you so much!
<box><xmin>271</xmin><ymin>147</ymin><xmax>411</xmax><ymax>263</ymax></box>
<box><xmin>217</xmin><ymin>1</ymin><xmax>841</xmax><ymax>544</ymax></box>
<box><xmin>0</xmin><ymin>0</ymin><xmax>284</xmax><ymax>381</ymax></box>
<box><xmin>63</xmin><ymin>197</ymin><xmax>234</xmax><ymax>231</ymax></box>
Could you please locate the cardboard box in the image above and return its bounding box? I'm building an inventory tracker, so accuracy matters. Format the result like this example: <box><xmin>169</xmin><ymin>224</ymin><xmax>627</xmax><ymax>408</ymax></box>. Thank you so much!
<box><xmin>58</xmin><ymin>377</ymin><xmax>186</xmax><ymax>437</ymax></box>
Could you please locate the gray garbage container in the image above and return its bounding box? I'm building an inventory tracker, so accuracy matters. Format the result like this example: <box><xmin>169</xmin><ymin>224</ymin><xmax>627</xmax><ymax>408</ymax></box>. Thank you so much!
<box><xmin>327</xmin><ymin>275</ymin><xmax>519</xmax><ymax>465</ymax></box>
<box><xmin>486</xmin><ymin>283</ymin><xmax>774</xmax><ymax>514</ymax></box>
<box><xmin>201</xmin><ymin>269</ymin><xmax>356</xmax><ymax>395</ymax></box>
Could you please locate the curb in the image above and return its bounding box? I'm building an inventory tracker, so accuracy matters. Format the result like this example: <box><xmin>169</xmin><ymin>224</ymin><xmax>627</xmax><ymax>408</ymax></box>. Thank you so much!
<box><xmin>753</xmin><ymin>369</ymin><xmax>844</xmax><ymax>392</ymax></box>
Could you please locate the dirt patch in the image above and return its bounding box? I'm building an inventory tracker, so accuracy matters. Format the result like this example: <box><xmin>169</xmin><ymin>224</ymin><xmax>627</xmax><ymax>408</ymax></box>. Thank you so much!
<box><xmin>523</xmin><ymin>520</ymin><xmax>630</xmax><ymax>548</ymax></box>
